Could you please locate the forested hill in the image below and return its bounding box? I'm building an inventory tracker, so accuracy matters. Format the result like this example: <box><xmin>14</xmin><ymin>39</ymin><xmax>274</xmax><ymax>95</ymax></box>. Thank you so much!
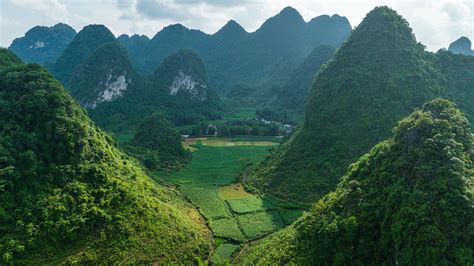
<box><xmin>87</xmin><ymin>49</ymin><xmax>222</xmax><ymax>131</ymax></box>
<box><xmin>243</xmin><ymin>6</ymin><xmax>474</xmax><ymax>203</ymax></box>
<box><xmin>237</xmin><ymin>99</ymin><xmax>474</xmax><ymax>265</ymax></box>
<box><xmin>131</xmin><ymin>6</ymin><xmax>351</xmax><ymax>94</ymax></box>
<box><xmin>52</xmin><ymin>24</ymin><xmax>117</xmax><ymax>83</ymax></box>
<box><xmin>8</xmin><ymin>23</ymin><xmax>76</xmax><ymax>65</ymax></box>
<box><xmin>67</xmin><ymin>42</ymin><xmax>136</xmax><ymax>109</ymax></box>
<box><xmin>261</xmin><ymin>44</ymin><xmax>336</xmax><ymax>122</ymax></box>
<box><xmin>0</xmin><ymin>49</ymin><xmax>211</xmax><ymax>263</ymax></box>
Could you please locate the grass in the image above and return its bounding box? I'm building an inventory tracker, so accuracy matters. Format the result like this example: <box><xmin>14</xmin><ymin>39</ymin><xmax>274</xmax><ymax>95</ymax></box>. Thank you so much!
<box><xmin>180</xmin><ymin>186</ymin><xmax>231</xmax><ymax>219</ymax></box>
<box><xmin>182</xmin><ymin>138</ymin><xmax>280</xmax><ymax>149</ymax></box>
<box><xmin>231</xmin><ymin>135</ymin><xmax>283</xmax><ymax>142</ymax></box>
<box><xmin>238</xmin><ymin>211</ymin><xmax>284</xmax><ymax>239</ymax></box>
<box><xmin>210</xmin><ymin>218</ymin><xmax>246</xmax><ymax>242</ymax></box>
<box><xmin>226</xmin><ymin>197</ymin><xmax>276</xmax><ymax>214</ymax></box>
<box><xmin>211</xmin><ymin>243</ymin><xmax>240</xmax><ymax>264</ymax></box>
<box><xmin>165</xmin><ymin>139</ymin><xmax>305</xmax><ymax>258</ymax></box>
<box><xmin>219</xmin><ymin>183</ymin><xmax>253</xmax><ymax>199</ymax></box>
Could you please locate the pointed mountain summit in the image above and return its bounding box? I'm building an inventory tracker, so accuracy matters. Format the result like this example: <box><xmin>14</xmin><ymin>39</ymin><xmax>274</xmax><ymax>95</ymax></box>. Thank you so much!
<box><xmin>117</xmin><ymin>34</ymin><xmax>150</xmax><ymax>65</ymax></box>
<box><xmin>214</xmin><ymin>20</ymin><xmax>247</xmax><ymax>38</ymax></box>
<box><xmin>134</xmin><ymin>7</ymin><xmax>350</xmax><ymax>95</ymax></box>
<box><xmin>0</xmin><ymin>50</ymin><xmax>211</xmax><ymax>263</ymax></box>
<box><xmin>238</xmin><ymin>99</ymin><xmax>474</xmax><ymax>265</ymax></box>
<box><xmin>154</xmin><ymin>49</ymin><xmax>214</xmax><ymax>101</ymax></box>
<box><xmin>449</xmin><ymin>36</ymin><xmax>473</xmax><ymax>56</ymax></box>
<box><xmin>244</xmin><ymin>6</ymin><xmax>474</xmax><ymax>203</ymax></box>
<box><xmin>87</xmin><ymin>49</ymin><xmax>221</xmax><ymax>131</ymax></box>
<box><xmin>9</xmin><ymin>23</ymin><xmax>76</xmax><ymax>64</ymax></box>
<box><xmin>67</xmin><ymin>42</ymin><xmax>135</xmax><ymax>109</ymax></box>
<box><xmin>53</xmin><ymin>24</ymin><xmax>117</xmax><ymax>83</ymax></box>
<box><xmin>257</xmin><ymin>6</ymin><xmax>305</xmax><ymax>35</ymax></box>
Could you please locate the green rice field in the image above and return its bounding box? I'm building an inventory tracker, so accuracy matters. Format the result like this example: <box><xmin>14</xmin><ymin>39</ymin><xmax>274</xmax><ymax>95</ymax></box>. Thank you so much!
<box><xmin>165</xmin><ymin>139</ymin><xmax>305</xmax><ymax>261</ymax></box>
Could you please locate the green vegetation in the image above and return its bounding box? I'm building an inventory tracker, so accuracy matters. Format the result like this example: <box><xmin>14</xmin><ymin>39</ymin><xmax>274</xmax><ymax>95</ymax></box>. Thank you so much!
<box><xmin>236</xmin><ymin>99</ymin><xmax>474</xmax><ymax>264</ymax></box>
<box><xmin>66</xmin><ymin>41</ymin><xmax>135</xmax><ymax>107</ymax></box>
<box><xmin>279</xmin><ymin>209</ymin><xmax>305</xmax><ymax>225</ymax></box>
<box><xmin>167</xmin><ymin>141</ymin><xmax>305</xmax><ymax>245</ymax></box>
<box><xmin>211</xmin><ymin>243</ymin><xmax>240</xmax><ymax>264</ymax></box>
<box><xmin>260</xmin><ymin>44</ymin><xmax>336</xmax><ymax>122</ymax></box>
<box><xmin>135</xmin><ymin>7</ymin><xmax>351</xmax><ymax>96</ymax></box>
<box><xmin>53</xmin><ymin>24</ymin><xmax>117</xmax><ymax>83</ymax></box>
<box><xmin>87</xmin><ymin>49</ymin><xmax>223</xmax><ymax>131</ymax></box>
<box><xmin>209</xmin><ymin>218</ymin><xmax>246</xmax><ymax>241</ymax></box>
<box><xmin>123</xmin><ymin>113</ymin><xmax>190</xmax><ymax>171</ymax></box>
<box><xmin>227</xmin><ymin>197</ymin><xmax>275</xmax><ymax>214</ymax></box>
<box><xmin>0</xmin><ymin>52</ymin><xmax>211</xmax><ymax>263</ymax></box>
<box><xmin>238</xmin><ymin>211</ymin><xmax>284</xmax><ymax>239</ymax></box>
<box><xmin>9</xmin><ymin>23</ymin><xmax>76</xmax><ymax>65</ymax></box>
<box><xmin>244</xmin><ymin>6</ymin><xmax>474</xmax><ymax>204</ymax></box>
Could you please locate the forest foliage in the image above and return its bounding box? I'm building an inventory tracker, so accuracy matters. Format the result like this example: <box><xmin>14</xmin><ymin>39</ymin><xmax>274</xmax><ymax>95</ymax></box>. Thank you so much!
<box><xmin>237</xmin><ymin>98</ymin><xmax>474</xmax><ymax>265</ymax></box>
<box><xmin>244</xmin><ymin>6</ymin><xmax>474</xmax><ymax>203</ymax></box>
<box><xmin>0</xmin><ymin>52</ymin><xmax>211</xmax><ymax>263</ymax></box>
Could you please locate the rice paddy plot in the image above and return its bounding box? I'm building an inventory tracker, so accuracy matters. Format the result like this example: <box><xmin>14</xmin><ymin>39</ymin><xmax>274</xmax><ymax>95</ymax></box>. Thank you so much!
<box><xmin>226</xmin><ymin>197</ymin><xmax>276</xmax><ymax>214</ymax></box>
<box><xmin>219</xmin><ymin>183</ymin><xmax>254</xmax><ymax>200</ymax></box>
<box><xmin>238</xmin><ymin>211</ymin><xmax>284</xmax><ymax>239</ymax></box>
<box><xmin>180</xmin><ymin>186</ymin><xmax>231</xmax><ymax>219</ymax></box>
<box><xmin>210</xmin><ymin>218</ymin><xmax>246</xmax><ymax>242</ymax></box>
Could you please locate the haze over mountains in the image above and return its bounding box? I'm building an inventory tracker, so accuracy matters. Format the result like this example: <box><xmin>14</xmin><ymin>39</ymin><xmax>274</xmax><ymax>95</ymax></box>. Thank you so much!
<box><xmin>243</xmin><ymin>6</ymin><xmax>474</xmax><ymax>204</ymax></box>
<box><xmin>449</xmin><ymin>36</ymin><xmax>474</xmax><ymax>56</ymax></box>
<box><xmin>7</xmin><ymin>7</ymin><xmax>352</xmax><ymax>127</ymax></box>
<box><xmin>2</xmin><ymin>4</ymin><xmax>473</xmax><ymax>264</ymax></box>
<box><xmin>8</xmin><ymin>23</ymin><xmax>76</xmax><ymax>65</ymax></box>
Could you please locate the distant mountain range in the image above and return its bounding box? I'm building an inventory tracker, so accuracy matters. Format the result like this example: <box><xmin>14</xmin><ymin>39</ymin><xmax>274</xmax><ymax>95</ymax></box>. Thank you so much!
<box><xmin>8</xmin><ymin>6</ymin><xmax>352</xmax><ymax>127</ymax></box>
<box><xmin>244</xmin><ymin>6</ymin><xmax>474</xmax><ymax>204</ymax></box>
<box><xmin>9</xmin><ymin>23</ymin><xmax>76</xmax><ymax>65</ymax></box>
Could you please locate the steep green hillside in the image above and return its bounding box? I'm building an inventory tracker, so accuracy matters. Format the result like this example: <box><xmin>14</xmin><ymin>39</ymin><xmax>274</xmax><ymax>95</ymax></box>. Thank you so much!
<box><xmin>67</xmin><ymin>42</ymin><xmax>135</xmax><ymax>108</ymax></box>
<box><xmin>237</xmin><ymin>99</ymin><xmax>474</xmax><ymax>264</ymax></box>
<box><xmin>244</xmin><ymin>6</ymin><xmax>474</xmax><ymax>203</ymax></box>
<box><xmin>0</xmin><ymin>52</ymin><xmax>211</xmax><ymax>263</ymax></box>
<box><xmin>88</xmin><ymin>49</ymin><xmax>222</xmax><ymax>131</ymax></box>
<box><xmin>0</xmin><ymin>48</ymin><xmax>23</xmax><ymax>67</ymax></box>
<box><xmin>9</xmin><ymin>23</ymin><xmax>76</xmax><ymax>65</ymax></box>
<box><xmin>123</xmin><ymin>113</ymin><xmax>190</xmax><ymax>171</ymax></box>
<box><xmin>260</xmin><ymin>44</ymin><xmax>336</xmax><ymax>122</ymax></box>
<box><xmin>53</xmin><ymin>24</ymin><xmax>117</xmax><ymax>83</ymax></box>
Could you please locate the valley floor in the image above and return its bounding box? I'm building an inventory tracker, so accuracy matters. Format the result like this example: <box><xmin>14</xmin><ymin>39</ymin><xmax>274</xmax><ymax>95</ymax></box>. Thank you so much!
<box><xmin>164</xmin><ymin>138</ymin><xmax>304</xmax><ymax>263</ymax></box>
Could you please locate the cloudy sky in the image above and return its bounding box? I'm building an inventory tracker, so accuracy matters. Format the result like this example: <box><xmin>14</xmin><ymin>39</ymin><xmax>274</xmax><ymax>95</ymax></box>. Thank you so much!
<box><xmin>0</xmin><ymin>0</ymin><xmax>473</xmax><ymax>51</ymax></box>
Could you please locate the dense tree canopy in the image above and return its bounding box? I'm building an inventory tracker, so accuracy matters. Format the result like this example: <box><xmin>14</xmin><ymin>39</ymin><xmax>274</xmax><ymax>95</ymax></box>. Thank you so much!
<box><xmin>53</xmin><ymin>24</ymin><xmax>117</xmax><ymax>83</ymax></box>
<box><xmin>9</xmin><ymin>23</ymin><xmax>76</xmax><ymax>65</ymax></box>
<box><xmin>87</xmin><ymin>49</ymin><xmax>222</xmax><ymax>131</ymax></box>
<box><xmin>244</xmin><ymin>6</ymin><xmax>474</xmax><ymax>203</ymax></box>
<box><xmin>0</xmin><ymin>51</ymin><xmax>211</xmax><ymax>263</ymax></box>
<box><xmin>237</xmin><ymin>99</ymin><xmax>474</xmax><ymax>265</ymax></box>
<box><xmin>124</xmin><ymin>113</ymin><xmax>190</xmax><ymax>171</ymax></box>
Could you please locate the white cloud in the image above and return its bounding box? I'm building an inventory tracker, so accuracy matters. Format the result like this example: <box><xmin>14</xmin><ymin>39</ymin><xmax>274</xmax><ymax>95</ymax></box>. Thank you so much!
<box><xmin>1</xmin><ymin>0</ymin><xmax>473</xmax><ymax>51</ymax></box>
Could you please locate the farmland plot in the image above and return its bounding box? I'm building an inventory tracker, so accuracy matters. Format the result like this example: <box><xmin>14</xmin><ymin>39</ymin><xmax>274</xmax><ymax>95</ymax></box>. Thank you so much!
<box><xmin>165</xmin><ymin>140</ymin><xmax>305</xmax><ymax>260</ymax></box>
